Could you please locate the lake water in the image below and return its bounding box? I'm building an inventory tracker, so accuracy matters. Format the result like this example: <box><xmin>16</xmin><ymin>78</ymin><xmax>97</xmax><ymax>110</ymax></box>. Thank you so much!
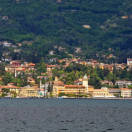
<box><xmin>0</xmin><ymin>99</ymin><xmax>132</xmax><ymax>132</ymax></box>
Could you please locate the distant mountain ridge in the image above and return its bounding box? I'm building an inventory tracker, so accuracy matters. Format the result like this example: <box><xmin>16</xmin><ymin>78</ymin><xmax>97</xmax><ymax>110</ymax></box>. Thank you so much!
<box><xmin>0</xmin><ymin>0</ymin><xmax>132</xmax><ymax>62</ymax></box>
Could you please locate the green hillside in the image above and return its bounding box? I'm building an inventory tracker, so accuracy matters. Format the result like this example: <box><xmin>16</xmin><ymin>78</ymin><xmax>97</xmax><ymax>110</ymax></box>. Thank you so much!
<box><xmin>0</xmin><ymin>0</ymin><xmax>132</xmax><ymax>62</ymax></box>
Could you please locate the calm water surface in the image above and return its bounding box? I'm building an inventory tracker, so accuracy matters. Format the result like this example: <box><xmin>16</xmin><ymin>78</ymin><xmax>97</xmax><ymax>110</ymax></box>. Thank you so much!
<box><xmin>0</xmin><ymin>99</ymin><xmax>132</xmax><ymax>132</ymax></box>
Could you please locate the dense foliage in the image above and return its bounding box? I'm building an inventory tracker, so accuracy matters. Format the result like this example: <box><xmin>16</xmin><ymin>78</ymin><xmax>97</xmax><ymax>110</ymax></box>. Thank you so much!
<box><xmin>0</xmin><ymin>0</ymin><xmax>132</xmax><ymax>62</ymax></box>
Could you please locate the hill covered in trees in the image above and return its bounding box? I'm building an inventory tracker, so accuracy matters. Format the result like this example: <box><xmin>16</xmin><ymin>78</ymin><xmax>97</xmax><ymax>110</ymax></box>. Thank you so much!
<box><xmin>0</xmin><ymin>0</ymin><xmax>132</xmax><ymax>62</ymax></box>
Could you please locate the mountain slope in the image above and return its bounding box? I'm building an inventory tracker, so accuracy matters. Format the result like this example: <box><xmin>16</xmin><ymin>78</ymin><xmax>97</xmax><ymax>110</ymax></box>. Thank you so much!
<box><xmin>0</xmin><ymin>0</ymin><xmax>132</xmax><ymax>62</ymax></box>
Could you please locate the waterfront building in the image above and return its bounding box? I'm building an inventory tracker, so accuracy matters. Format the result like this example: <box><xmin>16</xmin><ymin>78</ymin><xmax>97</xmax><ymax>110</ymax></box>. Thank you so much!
<box><xmin>19</xmin><ymin>85</ymin><xmax>39</xmax><ymax>98</ymax></box>
<box><xmin>52</xmin><ymin>77</ymin><xmax>65</xmax><ymax>97</ymax></box>
<box><xmin>120</xmin><ymin>88</ymin><xmax>132</xmax><ymax>98</ymax></box>
<box><xmin>52</xmin><ymin>75</ymin><xmax>117</xmax><ymax>98</ymax></box>
<box><xmin>92</xmin><ymin>87</ymin><xmax>115</xmax><ymax>98</ymax></box>
<box><xmin>109</xmin><ymin>88</ymin><xmax>121</xmax><ymax>97</ymax></box>
<box><xmin>0</xmin><ymin>84</ymin><xmax>20</xmax><ymax>97</ymax></box>
<box><xmin>52</xmin><ymin>75</ymin><xmax>89</xmax><ymax>97</ymax></box>
<box><xmin>60</xmin><ymin>85</ymin><xmax>86</xmax><ymax>96</ymax></box>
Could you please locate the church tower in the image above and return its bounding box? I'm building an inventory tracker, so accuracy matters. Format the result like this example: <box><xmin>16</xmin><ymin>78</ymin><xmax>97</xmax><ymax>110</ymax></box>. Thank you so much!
<box><xmin>82</xmin><ymin>74</ymin><xmax>89</xmax><ymax>93</ymax></box>
<box><xmin>55</xmin><ymin>76</ymin><xmax>59</xmax><ymax>82</ymax></box>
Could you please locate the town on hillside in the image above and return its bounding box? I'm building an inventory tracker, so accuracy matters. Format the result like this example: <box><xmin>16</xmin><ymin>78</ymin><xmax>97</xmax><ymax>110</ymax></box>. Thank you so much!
<box><xmin>0</xmin><ymin>58</ymin><xmax>132</xmax><ymax>98</ymax></box>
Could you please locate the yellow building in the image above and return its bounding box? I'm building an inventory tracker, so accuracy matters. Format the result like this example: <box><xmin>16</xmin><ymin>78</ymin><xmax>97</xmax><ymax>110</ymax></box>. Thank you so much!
<box><xmin>59</xmin><ymin>85</ymin><xmax>86</xmax><ymax>96</ymax></box>
<box><xmin>52</xmin><ymin>77</ymin><xmax>65</xmax><ymax>97</ymax></box>
<box><xmin>52</xmin><ymin>75</ymin><xmax>116</xmax><ymax>98</ymax></box>
<box><xmin>92</xmin><ymin>87</ymin><xmax>115</xmax><ymax>98</ymax></box>
<box><xmin>19</xmin><ymin>85</ymin><xmax>39</xmax><ymax>98</ymax></box>
<box><xmin>52</xmin><ymin>75</ymin><xmax>89</xmax><ymax>97</ymax></box>
<box><xmin>0</xmin><ymin>84</ymin><xmax>20</xmax><ymax>97</ymax></box>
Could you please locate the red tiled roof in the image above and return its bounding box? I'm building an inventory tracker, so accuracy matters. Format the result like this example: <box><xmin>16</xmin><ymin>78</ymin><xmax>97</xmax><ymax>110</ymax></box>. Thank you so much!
<box><xmin>64</xmin><ymin>85</ymin><xmax>85</xmax><ymax>88</ymax></box>
<box><xmin>0</xmin><ymin>85</ymin><xmax>19</xmax><ymax>89</ymax></box>
<box><xmin>127</xmin><ymin>59</ymin><xmax>132</xmax><ymax>61</ymax></box>
<box><xmin>120</xmin><ymin>88</ymin><xmax>132</xmax><ymax>91</ymax></box>
<box><xmin>54</xmin><ymin>81</ymin><xmax>64</xmax><ymax>86</ymax></box>
<box><xmin>28</xmin><ymin>63</ymin><xmax>35</xmax><ymax>66</ymax></box>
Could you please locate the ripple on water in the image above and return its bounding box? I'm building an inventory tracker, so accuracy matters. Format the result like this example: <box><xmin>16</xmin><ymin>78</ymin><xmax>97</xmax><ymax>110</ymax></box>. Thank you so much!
<box><xmin>0</xmin><ymin>99</ymin><xmax>132</xmax><ymax>132</ymax></box>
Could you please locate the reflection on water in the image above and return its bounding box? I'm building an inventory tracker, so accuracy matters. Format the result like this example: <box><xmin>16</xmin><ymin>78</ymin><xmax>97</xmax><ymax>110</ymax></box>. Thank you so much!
<box><xmin>0</xmin><ymin>99</ymin><xmax>132</xmax><ymax>132</ymax></box>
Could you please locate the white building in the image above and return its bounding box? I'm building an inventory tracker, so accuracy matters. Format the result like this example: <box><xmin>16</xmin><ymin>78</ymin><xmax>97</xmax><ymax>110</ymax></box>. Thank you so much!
<box><xmin>115</xmin><ymin>81</ymin><xmax>132</xmax><ymax>88</ymax></box>
<box><xmin>127</xmin><ymin>58</ymin><xmax>132</xmax><ymax>66</ymax></box>
<box><xmin>120</xmin><ymin>88</ymin><xmax>132</xmax><ymax>98</ymax></box>
<box><xmin>82</xmin><ymin>74</ymin><xmax>89</xmax><ymax>93</ymax></box>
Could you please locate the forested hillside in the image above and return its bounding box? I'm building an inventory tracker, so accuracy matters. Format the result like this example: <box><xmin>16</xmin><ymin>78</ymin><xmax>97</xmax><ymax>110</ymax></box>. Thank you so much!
<box><xmin>0</xmin><ymin>0</ymin><xmax>132</xmax><ymax>62</ymax></box>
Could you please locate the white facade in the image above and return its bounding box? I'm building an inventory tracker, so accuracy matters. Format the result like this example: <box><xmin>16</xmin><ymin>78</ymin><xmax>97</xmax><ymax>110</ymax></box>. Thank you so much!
<box><xmin>127</xmin><ymin>58</ymin><xmax>132</xmax><ymax>66</ymax></box>
<box><xmin>121</xmin><ymin>89</ymin><xmax>132</xmax><ymax>98</ymax></box>
<box><xmin>115</xmin><ymin>81</ymin><xmax>132</xmax><ymax>88</ymax></box>
<box><xmin>82</xmin><ymin>75</ymin><xmax>88</xmax><ymax>93</ymax></box>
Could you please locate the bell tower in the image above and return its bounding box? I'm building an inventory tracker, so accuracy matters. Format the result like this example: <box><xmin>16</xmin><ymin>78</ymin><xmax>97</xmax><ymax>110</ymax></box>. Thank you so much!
<box><xmin>82</xmin><ymin>74</ymin><xmax>89</xmax><ymax>93</ymax></box>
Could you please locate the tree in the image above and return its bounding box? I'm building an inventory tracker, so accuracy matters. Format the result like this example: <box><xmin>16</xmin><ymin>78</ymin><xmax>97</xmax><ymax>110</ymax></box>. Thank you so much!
<box><xmin>12</xmin><ymin>72</ymin><xmax>29</xmax><ymax>87</ymax></box>
<box><xmin>2</xmin><ymin>73</ymin><xmax>14</xmax><ymax>85</ymax></box>
<box><xmin>112</xmin><ymin>65</ymin><xmax>117</xmax><ymax>85</ymax></box>
<box><xmin>10</xmin><ymin>91</ymin><xmax>17</xmax><ymax>98</ymax></box>
<box><xmin>36</xmin><ymin>62</ymin><xmax>46</xmax><ymax>75</ymax></box>
<box><xmin>0</xmin><ymin>64</ymin><xmax>6</xmax><ymax>76</ymax></box>
<box><xmin>89</xmin><ymin>75</ymin><xmax>101</xmax><ymax>89</ymax></box>
<box><xmin>106</xmin><ymin>72</ymin><xmax>114</xmax><ymax>82</ymax></box>
<box><xmin>1</xmin><ymin>88</ymin><xmax>10</xmax><ymax>97</ymax></box>
<box><xmin>128</xmin><ymin>85</ymin><xmax>132</xmax><ymax>89</ymax></box>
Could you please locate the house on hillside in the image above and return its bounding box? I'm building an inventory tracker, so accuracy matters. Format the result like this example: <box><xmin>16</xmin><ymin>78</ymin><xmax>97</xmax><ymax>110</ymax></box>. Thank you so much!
<box><xmin>127</xmin><ymin>58</ymin><xmax>132</xmax><ymax>68</ymax></box>
<box><xmin>5</xmin><ymin>61</ymin><xmax>36</xmax><ymax>77</ymax></box>
<box><xmin>115</xmin><ymin>81</ymin><xmax>132</xmax><ymax>88</ymax></box>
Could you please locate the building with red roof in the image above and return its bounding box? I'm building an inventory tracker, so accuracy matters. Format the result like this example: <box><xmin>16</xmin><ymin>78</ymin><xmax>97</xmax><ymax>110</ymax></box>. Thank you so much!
<box><xmin>52</xmin><ymin>75</ymin><xmax>89</xmax><ymax>97</ymax></box>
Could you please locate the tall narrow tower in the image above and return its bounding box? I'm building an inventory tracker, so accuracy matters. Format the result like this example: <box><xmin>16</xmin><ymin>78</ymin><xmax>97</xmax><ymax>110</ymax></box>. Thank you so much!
<box><xmin>82</xmin><ymin>74</ymin><xmax>88</xmax><ymax>93</ymax></box>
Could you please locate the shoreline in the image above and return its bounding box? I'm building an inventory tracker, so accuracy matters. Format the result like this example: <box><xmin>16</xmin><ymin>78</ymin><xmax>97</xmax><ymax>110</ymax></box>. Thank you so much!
<box><xmin>1</xmin><ymin>97</ymin><xmax>132</xmax><ymax>100</ymax></box>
